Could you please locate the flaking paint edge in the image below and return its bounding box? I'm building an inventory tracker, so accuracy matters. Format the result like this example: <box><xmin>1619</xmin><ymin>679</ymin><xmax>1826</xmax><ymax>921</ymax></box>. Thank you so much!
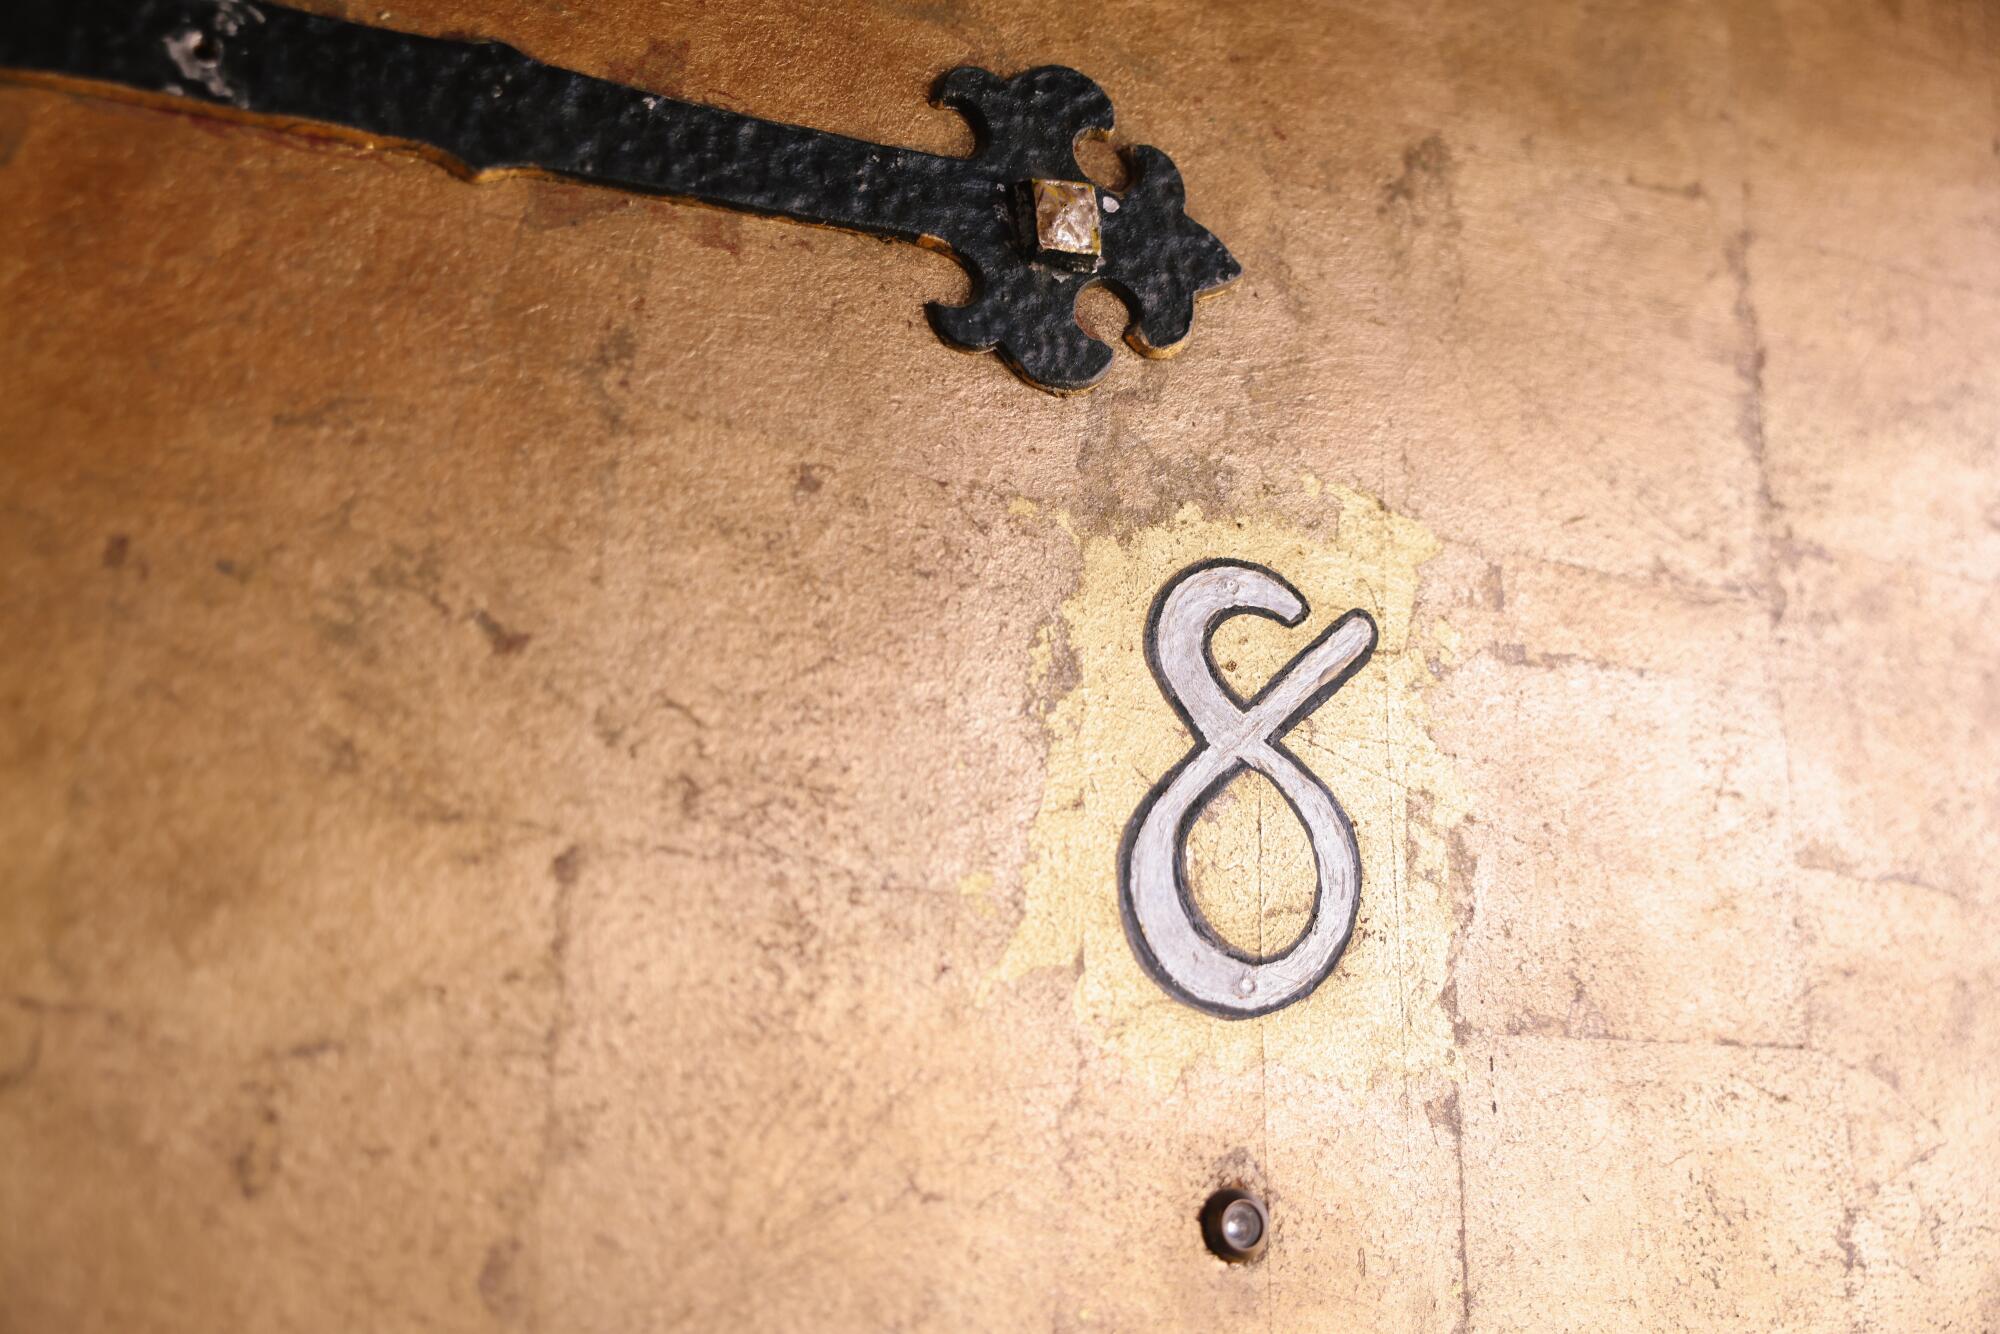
<box><xmin>993</xmin><ymin>486</ymin><xmax>1467</xmax><ymax>1090</ymax></box>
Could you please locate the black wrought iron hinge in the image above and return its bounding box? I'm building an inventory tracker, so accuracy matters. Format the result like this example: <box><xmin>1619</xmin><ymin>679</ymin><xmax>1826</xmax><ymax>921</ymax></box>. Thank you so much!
<box><xmin>0</xmin><ymin>0</ymin><xmax>1242</xmax><ymax>394</ymax></box>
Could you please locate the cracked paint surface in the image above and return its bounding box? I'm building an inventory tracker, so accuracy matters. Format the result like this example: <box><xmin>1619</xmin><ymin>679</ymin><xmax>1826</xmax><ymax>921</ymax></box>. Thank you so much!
<box><xmin>2</xmin><ymin>0</ymin><xmax>1998</xmax><ymax>1326</ymax></box>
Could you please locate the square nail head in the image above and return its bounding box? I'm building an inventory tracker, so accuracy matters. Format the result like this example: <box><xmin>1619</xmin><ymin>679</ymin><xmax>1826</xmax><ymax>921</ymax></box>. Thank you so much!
<box><xmin>1018</xmin><ymin>178</ymin><xmax>1102</xmax><ymax>271</ymax></box>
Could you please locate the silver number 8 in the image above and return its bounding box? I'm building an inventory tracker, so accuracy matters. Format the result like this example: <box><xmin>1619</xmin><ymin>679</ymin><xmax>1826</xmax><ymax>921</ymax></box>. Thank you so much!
<box><xmin>1119</xmin><ymin>560</ymin><xmax>1378</xmax><ymax>1018</ymax></box>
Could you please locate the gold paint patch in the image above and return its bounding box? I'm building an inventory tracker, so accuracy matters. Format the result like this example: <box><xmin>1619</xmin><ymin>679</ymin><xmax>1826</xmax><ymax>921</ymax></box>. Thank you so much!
<box><xmin>1000</xmin><ymin>489</ymin><xmax>1466</xmax><ymax>1088</ymax></box>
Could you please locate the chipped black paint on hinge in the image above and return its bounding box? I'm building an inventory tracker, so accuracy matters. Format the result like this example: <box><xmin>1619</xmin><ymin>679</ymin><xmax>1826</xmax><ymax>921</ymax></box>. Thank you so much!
<box><xmin>0</xmin><ymin>0</ymin><xmax>1242</xmax><ymax>393</ymax></box>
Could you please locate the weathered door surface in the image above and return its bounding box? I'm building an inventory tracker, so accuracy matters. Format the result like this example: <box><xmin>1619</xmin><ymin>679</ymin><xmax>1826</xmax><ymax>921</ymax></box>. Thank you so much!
<box><xmin>2</xmin><ymin>0</ymin><xmax>1996</xmax><ymax>1329</ymax></box>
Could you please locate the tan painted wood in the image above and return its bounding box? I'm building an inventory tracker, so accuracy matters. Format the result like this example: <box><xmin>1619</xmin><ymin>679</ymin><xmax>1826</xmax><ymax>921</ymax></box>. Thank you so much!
<box><xmin>1</xmin><ymin>0</ymin><xmax>1996</xmax><ymax>1328</ymax></box>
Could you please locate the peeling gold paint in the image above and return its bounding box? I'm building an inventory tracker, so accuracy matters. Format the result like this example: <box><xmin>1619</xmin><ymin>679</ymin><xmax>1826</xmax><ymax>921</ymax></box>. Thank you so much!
<box><xmin>998</xmin><ymin>489</ymin><xmax>1467</xmax><ymax>1088</ymax></box>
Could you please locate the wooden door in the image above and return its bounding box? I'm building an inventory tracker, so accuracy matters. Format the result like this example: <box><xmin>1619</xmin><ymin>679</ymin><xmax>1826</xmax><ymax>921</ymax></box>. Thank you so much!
<box><xmin>3</xmin><ymin>1</ymin><xmax>1996</xmax><ymax>1328</ymax></box>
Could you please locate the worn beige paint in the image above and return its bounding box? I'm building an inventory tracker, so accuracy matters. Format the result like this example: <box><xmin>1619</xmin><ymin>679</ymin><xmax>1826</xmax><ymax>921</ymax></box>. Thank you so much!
<box><xmin>1</xmin><ymin>0</ymin><xmax>1997</xmax><ymax>1329</ymax></box>
<box><xmin>1000</xmin><ymin>492</ymin><xmax>1466</xmax><ymax>1089</ymax></box>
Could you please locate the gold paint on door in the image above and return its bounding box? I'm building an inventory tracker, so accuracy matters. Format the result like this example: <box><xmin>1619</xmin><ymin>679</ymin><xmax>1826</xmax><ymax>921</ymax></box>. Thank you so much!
<box><xmin>2</xmin><ymin>0</ymin><xmax>1996</xmax><ymax>1329</ymax></box>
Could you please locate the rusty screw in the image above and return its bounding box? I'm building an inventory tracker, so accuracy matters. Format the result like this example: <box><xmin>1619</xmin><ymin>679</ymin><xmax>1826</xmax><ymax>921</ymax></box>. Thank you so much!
<box><xmin>1200</xmin><ymin>1188</ymin><xmax>1268</xmax><ymax>1263</ymax></box>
